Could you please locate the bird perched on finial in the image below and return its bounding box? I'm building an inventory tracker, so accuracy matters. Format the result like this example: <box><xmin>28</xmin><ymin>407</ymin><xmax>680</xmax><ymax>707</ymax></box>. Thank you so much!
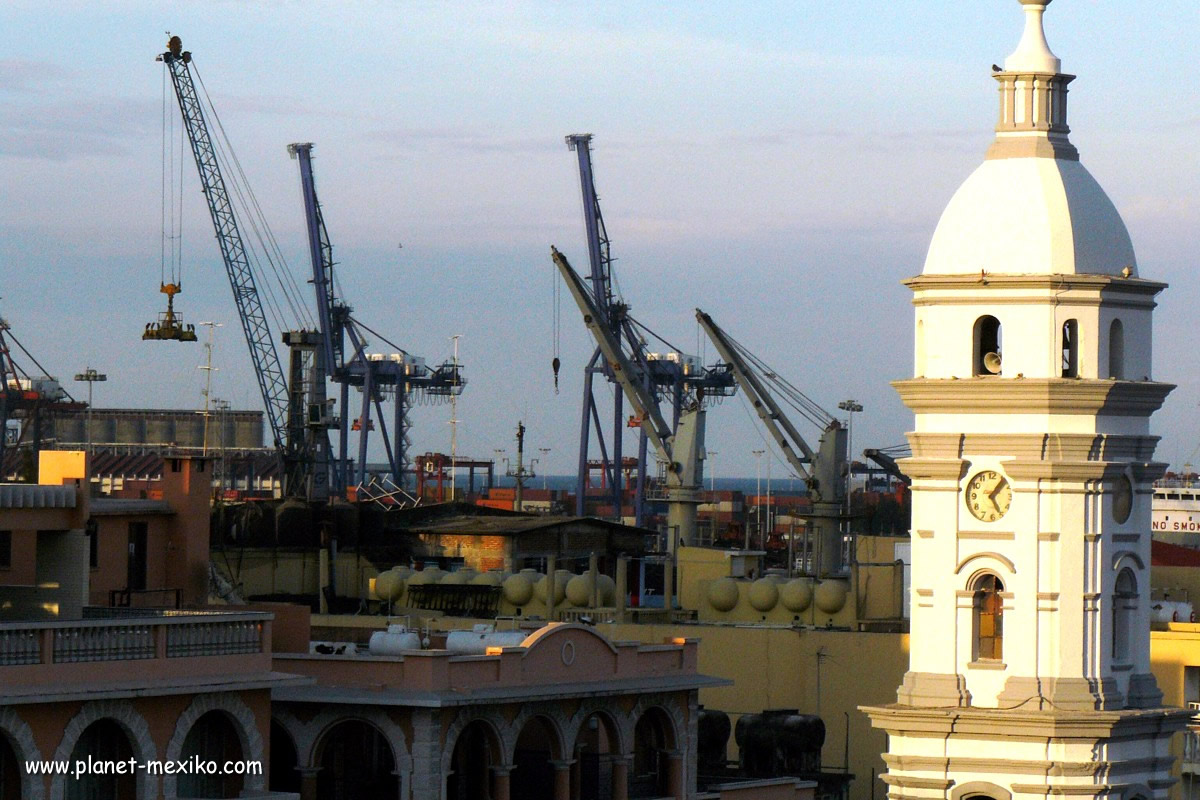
<box><xmin>991</xmin><ymin>63</ymin><xmax>1002</xmax><ymax>72</ymax></box>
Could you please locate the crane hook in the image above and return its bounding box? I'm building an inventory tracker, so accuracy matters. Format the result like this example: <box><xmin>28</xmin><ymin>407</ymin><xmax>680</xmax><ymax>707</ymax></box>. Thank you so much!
<box><xmin>552</xmin><ymin>356</ymin><xmax>561</xmax><ymax>394</ymax></box>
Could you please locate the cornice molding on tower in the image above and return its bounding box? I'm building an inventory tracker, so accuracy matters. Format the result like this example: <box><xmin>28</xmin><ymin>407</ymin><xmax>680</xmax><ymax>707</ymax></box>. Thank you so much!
<box><xmin>903</xmin><ymin>274</ymin><xmax>1167</xmax><ymax>294</ymax></box>
<box><xmin>1002</xmin><ymin>459</ymin><xmax>1123</xmax><ymax>483</ymax></box>
<box><xmin>893</xmin><ymin>379</ymin><xmax>1174</xmax><ymax>416</ymax></box>
<box><xmin>906</xmin><ymin>432</ymin><xmax>1162</xmax><ymax>461</ymax></box>
<box><xmin>895</xmin><ymin>457</ymin><xmax>968</xmax><ymax>482</ymax></box>
<box><xmin>985</xmin><ymin>135</ymin><xmax>1079</xmax><ymax>161</ymax></box>
<box><xmin>861</xmin><ymin>702</ymin><xmax>1191</xmax><ymax>739</ymax></box>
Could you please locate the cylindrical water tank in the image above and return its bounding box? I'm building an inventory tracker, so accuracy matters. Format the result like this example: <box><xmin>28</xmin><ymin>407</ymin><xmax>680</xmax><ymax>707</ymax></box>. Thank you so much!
<box><xmin>596</xmin><ymin>574</ymin><xmax>616</xmax><ymax>605</ymax></box>
<box><xmin>445</xmin><ymin>629</ymin><xmax>528</xmax><ymax>654</ymax></box>
<box><xmin>749</xmin><ymin>577</ymin><xmax>780</xmax><ymax>611</ymax></box>
<box><xmin>503</xmin><ymin>573</ymin><xmax>535</xmax><ymax>606</ymax></box>
<box><xmin>814</xmin><ymin>579</ymin><xmax>849</xmax><ymax>614</ymax></box>
<box><xmin>535</xmin><ymin>571</ymin><xmax>569</xmax><ymax>605</ymax></box>
<box><xmin>440</xmin><ymin>570</ymin><xmax>470</xmax><ymax>585</ymax></box>
<box><xmin>471</xmin><ymin>571</ymin><xmax>503</xmax><ymax>587</ymax></box>
<box><xmin>374</xmin><ymin>571</ymin><xmax>405</xmax><ymax>601</ymax></box>
<box><xmin>408</xmin><ymin>567</ymin><xmax>444</xmax><ymax>586</ymax></box>
<box><xmin>565</xmin><ymin>574</ymin><xmax>594</xmax><ymax>607</ymax></box>
<box><xmin>707</xmin><ymin>578</ymin><xmax>741</xmax><ymax>612</ymax></box>
<box><xmin>368</xmin><ymin>625</ymin><xmax>422</xmax><ymax>655</ymax></box>
<box><xmin>780</xmin><ymin>579</ymin><xmax>814</xmax><ymax>613</ymax></box>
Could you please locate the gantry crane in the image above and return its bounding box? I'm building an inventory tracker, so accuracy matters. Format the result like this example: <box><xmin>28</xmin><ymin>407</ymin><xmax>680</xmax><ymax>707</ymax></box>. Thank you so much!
<box><xmin>0</xmin><ymin>317</ymin><xmax>85</xmax><ymax>476</ymax></box>
<box><xmin>563</xmin><ymin>134</ymin><xmax>735</xmax><ymax>525</ymax></box>
<box><xmin>288</xmin><ymin>143</ymin><xmax>464</xmax><ymax>494</ymax></box>
<box><xmin>158</xmin><ymin>36</ymin><xmax>306</xmax><ymax>495</ymax></box>
<box><xmin>695</xmin><ymin>309</ymin><xmax>850</xmax><ymax>576</ymax></box>
<box><xmin>552</xmin><ymin>247</ymin><xmax>705</xmax><ymax>551</ymax></box>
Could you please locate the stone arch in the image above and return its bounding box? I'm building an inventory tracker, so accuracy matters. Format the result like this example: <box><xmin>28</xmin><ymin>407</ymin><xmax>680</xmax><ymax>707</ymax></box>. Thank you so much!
<box><xmin>1111</xmin><ymin>551</ymin><xmax>1146</xmax><ymax>572</ymax></box>
<box><xmin>565</xmin><ymin>703</ymin><xmax>626</xmax><ymax>757</ymax></box>
<box><xmin>952</xmin><ymin>781</ymin><xmax>1012</xmax><ymax>800</ymax></box>
<box><xmin>50</xmin><ymin>700</ymin><xmax>158</xmax><ymax>800</ymax></box>
<box><xmin>625</xmin><ymin>695</ymin><xmax>686</xmax><ymax>758</ymax></box>
<box><xmin>162</xmin><ymin>693</ymin><xmax>265</xmax><ymax>798</ymax></box>
<box><xmin>507</xmin><ymin>706</ymin><xmax>569</xmax><ymax>763</ymax></box>
<box><xmin>442</xmin><ymin>710</ymin><xmax>507</xmax><ymax>800</ymax></box>
<box><xmin>0</xmin><ymin>706</ymin><xmax>45</xmax><ymax>800</ymax></box>
<box><xmin>304</xmin><ymin>706</ymin><xmax>411</xmax><ymax>797</ymax></box>
<box><xmin>313</xmin><ymin>717</ymin><xmax>401</xmax><ymax>800</ymax></box>
<box><xmin>955</xmin><ymin>551</ymin><xmax>1016</xmax><ymax>578</ymax></box>
<box><xmin>1122</xmin><ymin>784</ymin><xmax>1152</xmax><ymax>800</ymax></box>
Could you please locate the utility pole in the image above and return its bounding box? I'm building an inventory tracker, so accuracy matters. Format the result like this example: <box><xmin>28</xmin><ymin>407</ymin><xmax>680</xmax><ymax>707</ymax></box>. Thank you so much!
<box><xmin>212</xmin><ymin>398</ymin><xmax>230</xmax><ymax>497</ymax></box>
<box><xmin>198</xmin><ymin>321</ymin><xmax>222</xmax><ymax>456</ymax></box>
<box><xmin>73</xmin><ymin>368</ymin><xmax>107</xmax><ymax>454</ymax></box>
<box><xmin>448</xmin><ymin>335</ymin><xmax>462</xmax><ymax>500</ymax></box>
<box><xmin>507</xmin><ymin>421</ymin><xmax>537</xmax><ymax>512</ymax></box>
<box><xmin>539</xmin><ymin>447</ymin><xmax>551</xmax><ymax>490</ymax></box>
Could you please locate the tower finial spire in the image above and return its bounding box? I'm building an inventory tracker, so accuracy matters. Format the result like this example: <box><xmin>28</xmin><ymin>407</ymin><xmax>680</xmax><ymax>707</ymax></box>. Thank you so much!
<box><xmin>1004</xmin><ymin>0</ymin><xmax>1061</xmax><ymax>74</ymax></box>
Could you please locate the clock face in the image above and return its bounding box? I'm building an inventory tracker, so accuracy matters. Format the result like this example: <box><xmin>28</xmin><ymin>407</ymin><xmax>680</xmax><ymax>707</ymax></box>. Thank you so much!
<box><xmin>1113</xmin><ymin>475</ymin><xmax>1133</xmax><ymax>524</ymax></box>
<box><xmin>966</xmin><ymin>470</ymin><xmax>1012</xmax><ymax>522</ymax></box>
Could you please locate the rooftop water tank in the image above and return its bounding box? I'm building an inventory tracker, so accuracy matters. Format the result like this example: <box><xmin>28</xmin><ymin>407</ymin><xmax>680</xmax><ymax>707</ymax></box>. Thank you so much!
<box><xmin>368</xmin><ymin>625</ymin><xmax>422</xmax><ymax>656</ymax></box>
<box><xmin>445</xmin><ymin>626</ymin><xmax>528</xmax><ymax>655</ymax></box>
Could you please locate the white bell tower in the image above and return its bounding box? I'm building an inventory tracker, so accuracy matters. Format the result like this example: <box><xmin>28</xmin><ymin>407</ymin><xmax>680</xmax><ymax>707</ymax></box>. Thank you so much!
<box><xmin>863</xmin><ymin>2</ymin><xmax>1188</xmax><ymax>799</ymax></box>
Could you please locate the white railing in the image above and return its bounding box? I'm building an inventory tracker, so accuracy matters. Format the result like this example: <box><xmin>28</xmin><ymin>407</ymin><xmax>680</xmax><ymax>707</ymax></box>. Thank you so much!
<box><xmin>55</xmin><ymin>624</ymin><xmax>154</xmax><ymax>662</ymax></box>
<box><xmin>0</xmin><ymin>628</ymin><xmax>40</xmax><ymax>665</ymax></box>
<box><xmin>166</xmin><ymin>619</ymin><xmax>263</xmax><ymax>657</ymax></box>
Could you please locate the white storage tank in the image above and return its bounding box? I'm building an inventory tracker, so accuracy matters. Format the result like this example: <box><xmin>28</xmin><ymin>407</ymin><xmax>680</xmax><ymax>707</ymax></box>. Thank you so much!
<box><xmin>1151</xmin><ymin>600</ymin><xmax>1195</xmax><ymax>623</ymax></box>
<box><xmin>368</xmin><ymin>625</ymin><xmax>423</xmax><ymax>656</ymax></box>
<box><xmin>445</xmin><ymin>624</ymin><xmax>528</xmax><ymax>654</ymax></box>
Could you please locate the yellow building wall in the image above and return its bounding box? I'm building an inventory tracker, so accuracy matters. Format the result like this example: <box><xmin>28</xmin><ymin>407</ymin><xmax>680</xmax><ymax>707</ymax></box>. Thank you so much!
<box><xmin>38</xmin><ymin>450</ymin><xmax>87</xmax><ymax>485</ymax></box>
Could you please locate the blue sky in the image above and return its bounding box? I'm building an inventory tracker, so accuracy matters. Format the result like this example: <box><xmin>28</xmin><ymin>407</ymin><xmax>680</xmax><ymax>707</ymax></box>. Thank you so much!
<box><xmin>3</xmin><ymin>1</ymin><xmax>1200</xmax><ymax>477</ymax></box>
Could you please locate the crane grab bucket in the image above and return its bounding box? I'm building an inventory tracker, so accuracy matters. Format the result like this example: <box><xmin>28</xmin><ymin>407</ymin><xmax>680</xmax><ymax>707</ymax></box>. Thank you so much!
<box><xmin>142</xmin><ymin>282</ymin><xmax>197</xmax><ymax>342</ymax></box>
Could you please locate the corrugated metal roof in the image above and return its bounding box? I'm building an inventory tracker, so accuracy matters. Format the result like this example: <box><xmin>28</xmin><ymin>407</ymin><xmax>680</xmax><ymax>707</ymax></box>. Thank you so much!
<box><xmin>0</xmin><ymin>483</ymin><xmax>76</xmax><ymax>509</ymax></box>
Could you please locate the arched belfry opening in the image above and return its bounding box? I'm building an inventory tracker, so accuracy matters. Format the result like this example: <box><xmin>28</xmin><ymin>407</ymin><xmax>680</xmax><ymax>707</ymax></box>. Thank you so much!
<box><xmin>1061</xmin><ymin>319</ymin><xmax>1078</xmax><ymax>377</ymax></box>
<box><xmin>1109</xmin><ymin>319</ymin><xmax>1125</xmax><ymax>379</ymax></box>
<box><xmin>974</xmin><ymin>316</ymin><xmax>1002</xmax><ymax>376</ymax></box>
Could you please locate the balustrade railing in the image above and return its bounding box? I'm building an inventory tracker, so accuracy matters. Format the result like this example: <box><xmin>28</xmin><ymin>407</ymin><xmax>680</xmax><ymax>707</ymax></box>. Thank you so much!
<box><xmin>166</xmin><ymin>619</ymin><xmax>263</xmax><ymax>657</ymax></box>
<box><xmin>0</xmin><ymin>628</ymin><xmax>41</xmax><ymax>665</ymax></box>
<box><xmin>1184</xmin><ymin>730</ymin><xmax>1200</xmax><ymax>768</ymax></box>
<box><xmin>0</xmin><ymin>610</ymin><xmax>268</xmax><ymax>667</ymax></box>
<box><xmin>54</xmin><ymin>624</ymin><xmax>154</xmax><ymax>662</ymax></box>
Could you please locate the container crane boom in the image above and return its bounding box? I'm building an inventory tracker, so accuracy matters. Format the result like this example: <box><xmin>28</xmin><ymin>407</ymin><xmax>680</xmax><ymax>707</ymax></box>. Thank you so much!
<box><xmin>695</xmin><ymin>308</ymin><xmax>848</xmax><ymax>576</ymax></box>
<box><xmin>552</xmin><ymin>247</ymin><xmax>704</xmax><ymax>551</ymax></box>
<box><xmin>863</xmin><ymin>448</ymin><xmax>912</xmax><ymax>487</ymax></box>
<box><xmin>158</xmin><ymin>36</ymin><xmax>298</xmax><ymax>492</ymax></box>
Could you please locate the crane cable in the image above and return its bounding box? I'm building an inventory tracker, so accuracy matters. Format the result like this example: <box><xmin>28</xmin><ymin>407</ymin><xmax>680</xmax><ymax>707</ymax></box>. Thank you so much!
<box><xmin>191</xmin><ymin>61</ymin><xmax>316</xmax><ymax>332</ymax></box>
<box><xmin>552</xmin><ymin>260</ymin><xmax>561</xmax><ymax>393</ymax></box>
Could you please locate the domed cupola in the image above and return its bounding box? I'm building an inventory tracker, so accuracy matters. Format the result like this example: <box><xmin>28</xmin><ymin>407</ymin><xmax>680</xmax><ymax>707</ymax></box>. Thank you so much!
<box><xmin>923</xmin><ymin>0</ymin><xmax>1137</xmax><ymax>278</ymax></box>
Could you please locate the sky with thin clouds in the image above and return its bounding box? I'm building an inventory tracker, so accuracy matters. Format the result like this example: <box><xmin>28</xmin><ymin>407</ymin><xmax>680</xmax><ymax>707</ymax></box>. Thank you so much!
<box><xmin>2</xmin><ymin>1</ymin><xmax>1200</xmax><ymax>478</ymax></box>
